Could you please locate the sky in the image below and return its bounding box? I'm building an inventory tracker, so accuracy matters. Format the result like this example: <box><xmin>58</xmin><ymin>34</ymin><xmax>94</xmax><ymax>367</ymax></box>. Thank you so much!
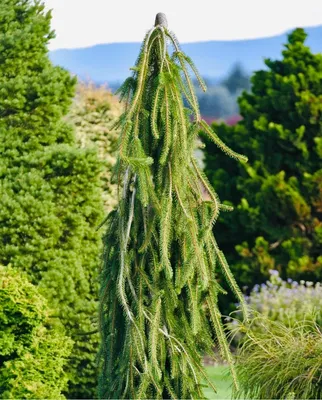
<box><xmin>44</xmin><ymin>0</ymin><xmax>322</xmax><ymax>50</ymax></box>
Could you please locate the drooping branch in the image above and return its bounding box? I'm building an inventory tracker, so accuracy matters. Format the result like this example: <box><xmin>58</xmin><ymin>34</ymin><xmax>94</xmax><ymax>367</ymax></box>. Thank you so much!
<box><xmin>99</xmin><ymin>13</ymin><xmax>248</xmax><ymax>399</ymax></box>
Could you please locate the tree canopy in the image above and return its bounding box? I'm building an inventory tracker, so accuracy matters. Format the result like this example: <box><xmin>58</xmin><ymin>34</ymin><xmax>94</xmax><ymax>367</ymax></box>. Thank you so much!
<box><xmin>203</xmin><ymin>28</ymin><xmax>322</xmax><ymax>296</ymax></box>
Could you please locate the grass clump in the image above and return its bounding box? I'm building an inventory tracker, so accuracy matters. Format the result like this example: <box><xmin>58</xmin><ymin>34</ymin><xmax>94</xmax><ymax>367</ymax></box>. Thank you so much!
<box><xmin>233</xmin><ymin>313</ymin><xmax>322</xmax><ymax>399</ymax></box>
<box><xmin>231</xmin><ymin>273</ymin><xmax>322</xmax><ymax>399</ymax></box>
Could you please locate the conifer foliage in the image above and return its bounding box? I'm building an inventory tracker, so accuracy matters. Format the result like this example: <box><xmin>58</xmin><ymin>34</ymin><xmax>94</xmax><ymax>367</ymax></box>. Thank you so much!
<box><xmin>68</xmin><ymin>82</ymin><xmax>122</xmax><ymax>212</ymax></box>
<box><xmin>203</xmin><ymin>29</ymin><xmax>322</xmax><ymax>291</ymax></box>
<box><xmin>0</xmin><ymin>266</ymin><xmax>72</xmax><ymax>399</ymax></box>
<box><xmin>99</xmin><ymin>13</ymin><xmax>248</xmax><ymax>398</ymax></box>
<box><xmin>0</xmin><ymin>1</ymin><xmax>103</xmax><ymax>398</ymax></box>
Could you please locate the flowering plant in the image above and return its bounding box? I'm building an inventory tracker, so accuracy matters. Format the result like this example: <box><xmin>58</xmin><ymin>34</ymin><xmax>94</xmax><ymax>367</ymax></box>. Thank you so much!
<box><xmin>248</xmin><ymin>269</ymin><xmax>322</xmax><ymax>326</ymax></box>
<box><xmin>229</xmin><ymin>271</ymin><xmax>322</xmax><ymax>399</ymax></box>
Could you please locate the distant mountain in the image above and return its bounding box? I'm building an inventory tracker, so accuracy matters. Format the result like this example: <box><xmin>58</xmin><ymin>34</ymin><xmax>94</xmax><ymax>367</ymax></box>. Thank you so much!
<box><xmin>50</xmin><ymin>25</ymin><xmax>322</xmax><ymax>86</ymax></box>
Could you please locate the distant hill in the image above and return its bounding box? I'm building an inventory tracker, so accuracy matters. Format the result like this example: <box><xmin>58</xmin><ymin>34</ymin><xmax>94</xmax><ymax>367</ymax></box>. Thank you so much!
<box><xmin>50</xmin><ymin>25</ymin><xmax>322</xmax><ymax>86</ymax></box>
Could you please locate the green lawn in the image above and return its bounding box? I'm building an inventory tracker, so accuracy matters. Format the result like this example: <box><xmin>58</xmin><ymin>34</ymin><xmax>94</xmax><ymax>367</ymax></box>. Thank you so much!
<box><xmin>204</xmin><ymin>366</ymin><xmax>233</xmax><ymax>400</ymax></box>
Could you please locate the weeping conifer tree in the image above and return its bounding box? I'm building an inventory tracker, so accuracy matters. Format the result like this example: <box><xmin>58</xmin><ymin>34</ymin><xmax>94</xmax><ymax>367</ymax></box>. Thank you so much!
<box><xmin>99</xmin><ymin>13</ymin><xmax>249</xmax><ymax>399</ymax></box>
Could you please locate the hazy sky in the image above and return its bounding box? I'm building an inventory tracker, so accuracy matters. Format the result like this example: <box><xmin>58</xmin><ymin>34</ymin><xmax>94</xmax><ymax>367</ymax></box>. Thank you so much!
<box><xmin>44</xmin><ymin>0</ymin><xmax>322</xmax><ymax>50</ymax></box>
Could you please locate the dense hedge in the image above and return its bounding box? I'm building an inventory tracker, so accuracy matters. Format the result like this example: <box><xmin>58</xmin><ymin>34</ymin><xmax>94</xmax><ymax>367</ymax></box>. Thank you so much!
<box><xmin>0</xmin><ymin>1</ymin><xmax>104</xmax><ymax>397</ymax></box>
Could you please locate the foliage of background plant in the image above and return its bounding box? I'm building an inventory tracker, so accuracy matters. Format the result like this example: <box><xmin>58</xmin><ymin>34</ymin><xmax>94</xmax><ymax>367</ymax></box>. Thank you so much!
<box><xmin>0</xmin><ymin>266</ymin><xmax>72</xmax><ymax>399</ymax></box>
<box><xmin>228</xmin><ymin>271</ymin><xmax>322</xmax><ymax>399</ymax></box>
<box><xmin>68</xmin><ymin>82</ymin><xmax>122</xmax><ymax>212</ymax></box>
<box><xmin>195</xmin><ymin>64</ymin><xmax>250</xmax><ymax>120</ymax></box>
<box><xmin>232</xmin><ymin>312</ymin><xmax>322</xmax><ymax>399</ymax></box>
<box><xmin>248</xmin><ymin>269</ymin><xmax>322</xmax><ymax>326</ymax></box>
<box><xmin>203</xmin><ymin>28</ymin><xmax>322</xmax><ymax>308</ymax></box>
<box><xmin>0</xmin><ymin>1</ymin><xmax>104</xmax><ymax>398</ymax></box>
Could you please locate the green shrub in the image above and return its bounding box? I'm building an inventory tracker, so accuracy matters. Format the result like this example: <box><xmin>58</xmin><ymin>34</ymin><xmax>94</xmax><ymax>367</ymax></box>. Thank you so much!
<box><xmin>0</xmin><ymin>2</ymin><xmax>104</xmax><ymax>397</ymax></box>
<box><xmin>68</xmin><ymin>82</ymin><xmax>122</xmax><ymax>211</ymax></box>
<box><xmin>233</xmin><ymin>313</ymin><xmax>322</xmax><ymax>399</ymax></box>
<box><xmin>230</xmin><ymin>273</ymin><xmax>322</xmax><ymax>399</ymax></box>
<box><xmin>0</xmin><ymin>266</ymin><xmax>72</xmax><ymax>399</ymax></box>
<box><xmin>202</xmin><ymin>28</ymin><xmax>322</xmax><ymax>303</ymax></box>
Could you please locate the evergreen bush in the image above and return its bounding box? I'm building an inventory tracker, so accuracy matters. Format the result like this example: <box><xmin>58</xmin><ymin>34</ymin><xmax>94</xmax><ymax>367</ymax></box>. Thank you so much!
<box><xmin>203</xmin><ymin>28</ymin><xmax>322</xmax><ymax>295</ymax></box>
<box><xmin>68</xmin><ymin>82</ymin><xmax>122</xmax><ymax>211</ymax></box>
<box><xmin>0</xmin><ymin>1</ymin><xmax>104</xmax><ymax>397</ymax></box>
<box><xmin>0</xmin><ymin>266</ymin><xmax>72</xmax><ymax>399</ymax></box>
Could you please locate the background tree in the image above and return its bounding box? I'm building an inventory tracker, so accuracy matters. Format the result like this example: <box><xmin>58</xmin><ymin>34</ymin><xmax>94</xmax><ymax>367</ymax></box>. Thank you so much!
<box><xmin>0</xmin><ymin>266</ymin><xmax>72</xmax><ymax>399</ymax></box>
<box><xmin>203</xmin><ymin>28</ymin><xmax>322</xmax><ymax>300</ymax></box>
<box><xmin>193</xmin><ymin>64</ymin><xmax>250</xmax><ymax>121</ymax></box>
<box><xmin>196</xmin><ymin>85</ymin><xmax>238</xmax><ymax>119</ymax></box>
<box><xmin>99</xmin><ymin>13</ymin><xmax>248</xmax><ymax>399</ymax></box>
<box><xmin>222</xmin><ymin>63</ymin><xmax>250</xmax><ymax>95</ymax></box>
<box><xmin>68</xmin><ymin>82</ymin><xmax>122</xmax><ymax>212</ymax></box>
<box><xmin>0</xmin><ymin>1</ymin><xmax>104</xmax><ymax>397</ymax></box>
